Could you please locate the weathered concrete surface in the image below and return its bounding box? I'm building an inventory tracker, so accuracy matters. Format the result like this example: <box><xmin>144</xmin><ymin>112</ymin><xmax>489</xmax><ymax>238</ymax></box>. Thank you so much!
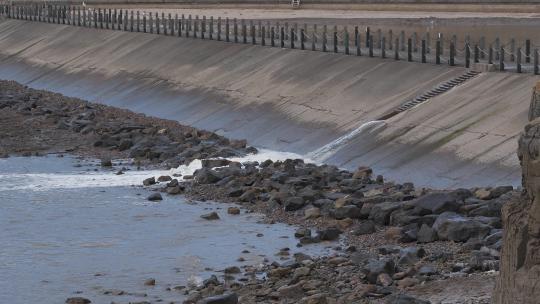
<box><xmin>493</xmin><ymin>83</ymin><xmax>540</xmax><ymax>304</ymax></box>
<box><xmin>0</xmin><ymin>19</ymin><xmax>536</xmax><ymax>187</ymax></box>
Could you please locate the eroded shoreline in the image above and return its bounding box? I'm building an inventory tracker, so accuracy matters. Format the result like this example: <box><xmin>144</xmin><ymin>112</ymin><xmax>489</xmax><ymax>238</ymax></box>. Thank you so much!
<box><xmin>0</xmin><ymin>80</ymin><xmax>511</xmax><ymax>304</ymax></box>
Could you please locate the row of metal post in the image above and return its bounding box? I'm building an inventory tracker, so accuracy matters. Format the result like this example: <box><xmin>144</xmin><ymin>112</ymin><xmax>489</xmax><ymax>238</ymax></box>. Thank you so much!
<box><xmin>4</xmin><ymin>5</ymin><xmax>539</xmax><ymax>74</ymax></box>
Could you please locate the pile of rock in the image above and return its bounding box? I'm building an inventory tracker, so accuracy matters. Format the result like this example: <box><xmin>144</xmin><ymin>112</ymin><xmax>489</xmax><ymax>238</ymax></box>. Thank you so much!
<box><xmin>0</xmin><ymin>80</ymin><xmax>256</xmax><ymax>166</ymax></box>
<box><xmin>180</xmin><ymin>158</ymin><xmax>510</xmax><ymax>253</ymax></box>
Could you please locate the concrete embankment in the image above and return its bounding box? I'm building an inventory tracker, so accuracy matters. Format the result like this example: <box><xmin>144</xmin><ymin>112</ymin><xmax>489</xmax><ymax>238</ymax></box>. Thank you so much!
<box><xmin>0</xmin><ymin>19</ymin><xmax>536</xmax><ymax>187</ymax></box>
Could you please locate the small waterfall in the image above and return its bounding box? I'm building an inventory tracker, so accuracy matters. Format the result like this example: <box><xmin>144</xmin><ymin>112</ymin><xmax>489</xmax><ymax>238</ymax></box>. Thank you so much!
<box><xmin>306</xmin><ymin>120</ymin><xmax>386</xmax><ymax>162</ymax></box>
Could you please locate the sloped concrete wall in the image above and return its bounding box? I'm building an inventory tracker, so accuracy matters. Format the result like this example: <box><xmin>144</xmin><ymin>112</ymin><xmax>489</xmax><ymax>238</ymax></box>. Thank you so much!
<box><xmin>0</xmin><ymin>19</ymin><xmax>535</xmax><ymax>187</ymax></box>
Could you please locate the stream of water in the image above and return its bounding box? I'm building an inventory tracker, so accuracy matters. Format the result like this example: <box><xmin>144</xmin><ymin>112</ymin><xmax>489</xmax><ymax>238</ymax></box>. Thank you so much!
<box><xmin>0</xmin><ymin>155</ymin><xmax>332</xmax><ymax>303</ymax></box>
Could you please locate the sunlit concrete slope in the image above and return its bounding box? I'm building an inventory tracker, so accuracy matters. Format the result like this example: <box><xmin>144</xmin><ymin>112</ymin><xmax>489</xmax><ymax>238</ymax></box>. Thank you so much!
<box><xmin>0</xmin><ymin>19</ymin><xmax>535</xmax><ymax>187</ymax></box>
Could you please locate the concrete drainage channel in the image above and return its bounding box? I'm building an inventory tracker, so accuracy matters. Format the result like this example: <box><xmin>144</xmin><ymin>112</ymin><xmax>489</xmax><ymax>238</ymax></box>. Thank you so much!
<box><xmin>377</xmin><ymin>70</ymin><xmax>481</xmax><ymax>120</ymax></box>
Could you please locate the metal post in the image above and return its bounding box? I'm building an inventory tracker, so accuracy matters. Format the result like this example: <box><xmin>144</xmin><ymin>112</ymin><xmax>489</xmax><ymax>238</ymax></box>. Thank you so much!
<box><xmin>354</xmin><ymin>26</ymin><xmax>359</xmax><ymax>47</ymax></box>
<box><xmin>312</xmin><ymin>31</ymin><xmax>316</xmax><ymax>51</ymax></box>
<box><xmin>421</xmin><ymin>39</ymin><xmax>426</xmax><ymax>63</ymax></box>
<box><xmin>290</xmin><ymin>28</ymin><xmax>295</xmax><ymax>49</ymax></box>
<box><xmin>489</xmin><ymin>45</ymin><xmax>493</xmax><ymax>64</ymax></box>
<box><xmin>394</xmin><ymin>38</ymin><xmax>399</xmax><ymax>60</ymax></box>
<box><xmin>271</xmin><ymin>27</ymin><xmax>275</xmax><ymax>47</ymax></box>
<box><xmin>526</xmin><ymin>39</ymin><xmax>531</xmax><ymax>63</ymax></box>
<box><xmin>465</xmin><ymin>43</ymin><xmax>470</xmax><ymax>68</ymax></box>
<box><xmin>381</xmin><ymin>37</ymin><xmax>386</xmax><ymax>58</ymax></box>
<box><xmin>344</xmin><ymin>30</ymin><xmax>349</xmax><ymax>55</ymax></box>
<box><xmin>436</xmin><ymin>39</ymin><xmax>441</xmax><ymax>64</ymax></box>
<box><xmin>323</xmin><ymin>25</ymin><xmax>327</xmax><ymax>52</ymax></box>
<box><xmin>534</xmin><ymin>49</ymin><xmax>539</xmax><ymax>75</ymax></box>
<box><xmin>474</xmin><ymin>45</ymin><xmax>479</xmax><ymax>63</ymax></box>
<box><xmin>280</xmin><ymin>27</ymin><xmax>284</xmax><ymax>48</ymax></box>
<box><xmin>242</xmin><ymin>20</ymin><xmax>246</xmax><ymax>43</ymax></box>
<box><xmin>366</xmin><ymin>26</ymin><xmax>370</xmax><ymax>48</ymax></box>
<box><xmin>408</xmin><ymin>38</ymin><xmax>412</xmax><ymax>62</ymax></box>
<box><xmin>369</xmin><ymin>35</ymin><xmax>374</xmax><ymax>57</ymax></box>
<box><xmin>500</xmin><ymin>46</ymin><xmax>505</xmax><ymax>71</ymax></box>
<box><xmin>450</xmin><ymin>42</ymin><xmax>455</xmax><ymax>66</ymax></box>
<box><xmin>333</xmin><ymin>31</ymin><xmax>337</xmax><ymax>53</ymax></box>
<box><xmin>217</xmin><ymin>17</ymin><xmax>221</xmax><ymax>41</ymax></box>
<box><xmin>300</xmin><ymin>28</ymin><xmax>305</xmax><ymax>50</ymax></box>
<box><xmin>517</xmin><ymin>47</ymin><xmax>522</xmax><ymax>73</ymax></box>
<box><xmin>252</xmin><ymin>23</ymin><xmax>256</xmax><ymax>44</ymax></box>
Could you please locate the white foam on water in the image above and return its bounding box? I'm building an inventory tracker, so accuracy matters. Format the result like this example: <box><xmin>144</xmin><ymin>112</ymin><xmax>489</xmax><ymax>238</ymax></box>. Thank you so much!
<box><xmin>0</xmin><ymin>149</ymin><xmax>312</xmax><ymax>192</ymax></box>
<box><xmin>227</xmin><ymin>148</ymin><xmax>309</xmax><ymax>164</ymax></box>
<box><xmin>306</xmin><ymin>120</ymin><xmax>386</xmax><ymax>162</ymax></box>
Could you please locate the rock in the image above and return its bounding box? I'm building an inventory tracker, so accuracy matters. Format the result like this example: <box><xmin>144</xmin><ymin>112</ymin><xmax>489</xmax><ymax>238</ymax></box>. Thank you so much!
<box><xmin>353</xmin><ymin>220</ymin><xmax>376</xmax><ymax>235</ymax></box>
<box><xmin>378</xmin><ymin>245</ymin><xmax>402</xmax><ymax>255</ymax></box>
<box><xmin>198</xmin><ymin>293</ymin><xmax>238</xmax><ymax>304</ymax></box>
<box><xmin>295</xmin><ymin>228</ymin><xmax>311</xmax><ymax>238</ymax></box>
<box><xmin>484</xmin><ymin>230</ymin><xmax>503</xmax><ymax>246</ymax></box>
<box><xmin>118</xmin><ymin>139</ymin><xmax>133</xmax><ymax>151</ymax></box>
<box><xmin>352</xmin><ymin>166</ymin><xmax>372</xmax><ymax>179</ymax></box>
<box><xmin>227</xmin><ymin>207</ymin><xmax>240</xmax><ymax>215</ymax></box>
<box><xmin>227</xmin><ymin>188</ymin><xmax>244</xmax><ymax>198</ymax></box>
<box><xmin>298</xmin><ymin>294</ymin><xmax>328</xmax><ymax>304</ymax></box>
<box><xmin>468</xmin><ymin>201</ymin><xmax>503</xmax><ymax>217</ymax></box>
<box><xmin>475</xmin><ymin>186</ymin><xmax>513</xmax><ymax>200</ymax></box>
<box><xmin>385</xmin><ymin>293</ymin><xmax>429</xmax><ymax>304</ymax></box>
<box><xmin>385</xmin><ymin>227</ymin><xmax>403</xmax><ymax>241</ymax></box>
<box><xmin>304</xmin><ymin>206</ymin><xmax>321</xmax><ymax>219</ymax></box>
<box><xmin>224</xmin><ymin>266</ymin><xmax>241</xmax><ymax>274</ymax></box>
<box><xmin>410</xmin><ymin>192</ymin><xmax>461</xmax><ymax>215</ymax></box>
<box><xmin>377</xmin><ymin>273</ymin><xmax>393</xmax><ymax>287</ymax></box>
<box><xmin>147</xmin><ymin>193</ymin><xmax>162</xmax><ymax>201</ymax></box>
<box><xmin>167</xmin><ymin>186</ymin><xmax>183</xmax><ymax>195</ymax></box>
<box><xmin>474</xmin><ymin>188</ymin><xmax>492</xmax><ymax>200</ymax></box>
<box><xmin>144</xmin><ymin>278</ymin><xmax>156</xmax><ymax>286</ymax></box>
<box><xmin>194</xmin><ymin>168</ymin><xmax>222</xmax><ymax>184</ymax></box>
<box><xmin>201</xmin><ymin>212</ymin><xmax>220</xmax><ymax>220</ymax></box>
<box><xmin>318</xmin><ymin>227</ymin><xmax>342</xmax><ymax>241</ymax></box>
<box><xmin>284</xmin><ymin>197</ymin><xmax>305</xmax><ymax>211</ymax></box>
<box><xmin>333</xmin><ymin>205</ymin><xmax>362</xmax><ymax>219</ymax></box>
<box><xmin>238</xmin><ymin>189</ymin><xmax>258</xmax><ymax>202</ymax></box>
<box><xmin>156</xmin><ymin>176</ymin><xmax>171</xmax><ymax>182</ymax></box>
<box><xmin>278</xmin><ymin>283</ymin><xmax>304</xmax><ymax>299</ymax></box>
<box><xmin>369</xmin><ymin>201</ymin><xmax>404</xmax><ymax>225</ymax></box>
<box><xmin>336</xmin><ymin>218</ymin><xmax>354</xmax><ymax>230</ymax></box>
<box><xmin>167</xmin><ymin>179</ymin><xmax>179</xmax><ymax>187</ymax></box>
<box><xmin>65</xmin><ymin>298</ymin><xmax>91</xmax><ymax>304</ymax></box>
<box><xmin>400</xmin><ymin>223</ymin><xmax>418</xmax><ymax>242</ymax></box>
<box><xmin>201</xmin><ymin>159</ymin><xmax>231</xmax><ymax>169</ymax></box>
<box><xmin>100</xmin><ymin>158</ymin><xmax>112</xmax><ymax>167</ymax></box>
<box><xmin>417</xmin><ymin>265</ymin><xmax>437</xmax><ymax>276</ymax></box>
<box><xmin>363</xmin><ymin>258</ymin><xmax>395</xmax><ymax>284</ymax></box>
<box><xmin>143</xmin><ymin>177</ymin><xmax>156</xmax><ymax>186</ymax></box>
<box><xmin>417</xmin><ymin>224</ymin><xmax>437</xmax><ymax>243</ymax></box>
<box><xmin>398</xmin><ymin>247</ymin><xmax>426</xmax><ymax>266</ymax></box>
<box><xmin>397</xmin><ymin>278</ymin><xmax>419</xmax><ymax>289</ymax></box>
<box><xmin>293</xmin><ymin>267</ymin><xmax>311</xmax><ymax>279</ymax></box>
<box><xmin>432</xmin><ymin>212</ymin><xmax>491</xmax><ymax>242</ymax></box>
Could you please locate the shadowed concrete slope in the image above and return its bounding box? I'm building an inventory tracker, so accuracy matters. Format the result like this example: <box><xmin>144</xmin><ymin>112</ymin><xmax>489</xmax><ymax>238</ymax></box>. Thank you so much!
<box><xmin>0</xmin><ymin>19</ymin><xmax>535</xmax><ymax>187</ymax></box>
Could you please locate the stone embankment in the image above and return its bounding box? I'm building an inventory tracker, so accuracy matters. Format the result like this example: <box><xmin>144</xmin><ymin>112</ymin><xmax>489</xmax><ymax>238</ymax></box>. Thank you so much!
<box><xmin>0</xmin><ymin>79</ymin><xmax>511</xmax><ymax>303</ymax></box>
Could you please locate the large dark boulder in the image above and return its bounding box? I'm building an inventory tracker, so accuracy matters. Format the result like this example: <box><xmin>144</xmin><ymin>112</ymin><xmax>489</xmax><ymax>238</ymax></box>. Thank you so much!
<box><xmin>432</xmin><ymin>212</ymin><xmax>491</xmax><ymax>242</ymax></box>
<box><xmin>369</xmin><ymin>202</ymin><xmax>404</xmax><ymax>225</ymax></box>
<box><xmin>194</xmin><ymin>168</ymin><xmax>222</xmax><ymax>184</ymax></box>
<box><xmin>409</xmin><ymin>192</ymin><xmax>462</xmax><ymax>215</ymax></box>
